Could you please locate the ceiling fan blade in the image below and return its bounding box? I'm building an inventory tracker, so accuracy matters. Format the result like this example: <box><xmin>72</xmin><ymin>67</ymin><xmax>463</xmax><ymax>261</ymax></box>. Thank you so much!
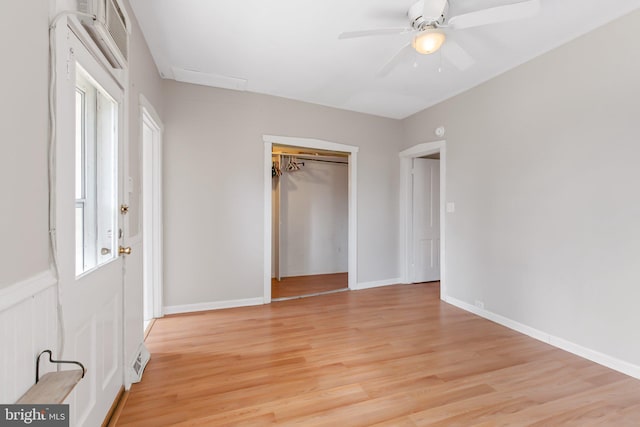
<box><xmin>423</xmin><ymin>0</ymin><xmax>448</xmax><ymax>22</ymax></box>
<box><xmin>377</xmin><ymin>43</ymin><xmax>413</xmax><ymax>77</ymax></box>
<box><xmin>441</xmin><ymin>40</ymin><xmax>475</xmax><ymax>71</ymax></box>
<box><xmin>339</xmin><ymin>28</ymin><xmax>412</xmax><ymax>39</ymax></box>
<box><xmin>448</xmin><ymin>0</ymin><xmax>540</xmax><ymax>30</ymax></box>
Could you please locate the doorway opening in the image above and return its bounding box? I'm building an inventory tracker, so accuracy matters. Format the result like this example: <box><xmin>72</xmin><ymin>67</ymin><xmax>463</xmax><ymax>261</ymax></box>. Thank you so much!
<box><xmin>271</xmin><ymin>145</ymin><xmax>349</xmax><ymax>300</ymax></box>
<box><xmin>399</xmin><ymin>141</ymin><xmax>447</xmax><ymax>297</ymax></box>
<box><xmin>263</xmin><ymin>136</ymin><xmax>359</xmax><ymax>304</ymax></box>
<box><xmin>141</xmin><ymin>97</ymin><xmax>163</xmax><ymax>333</ymax></box>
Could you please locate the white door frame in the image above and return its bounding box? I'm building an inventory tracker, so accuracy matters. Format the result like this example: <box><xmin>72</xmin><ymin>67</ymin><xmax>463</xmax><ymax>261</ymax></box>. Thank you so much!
<box><xmin>263</xmin><ymin>135</ymin><xmax>359</xmax><ymax>304</ymax></box>
<box><xmin>399</xmin><ymin>141</ymin><xmax>447</xmax><ymax>297</ymax></box>
<box><xmin>140</xmin><ymin>95</ymin><xmax>164</xmax><ymax>319</ymax></box>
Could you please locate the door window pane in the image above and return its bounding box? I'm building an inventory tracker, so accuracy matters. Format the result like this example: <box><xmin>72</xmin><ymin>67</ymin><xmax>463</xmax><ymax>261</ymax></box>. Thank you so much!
<box><xmin>75</xmin><ymin>66</ymin><xmax>119</xmax><ymax>275</ymax></box>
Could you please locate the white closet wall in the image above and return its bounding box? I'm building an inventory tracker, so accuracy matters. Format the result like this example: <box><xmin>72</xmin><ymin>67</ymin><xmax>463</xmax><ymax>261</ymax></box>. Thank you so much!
<box><xmin>279</xmin><ymin>159</ymin><xmax>348</xmax><ymax>277</ymax></box>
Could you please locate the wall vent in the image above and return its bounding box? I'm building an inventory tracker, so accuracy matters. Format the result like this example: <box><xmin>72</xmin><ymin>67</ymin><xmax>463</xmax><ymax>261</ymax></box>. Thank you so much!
<box><xmin>128</xmin><ymin>344</ymin><xmax>150</xmax><ymax>384</ymax></box>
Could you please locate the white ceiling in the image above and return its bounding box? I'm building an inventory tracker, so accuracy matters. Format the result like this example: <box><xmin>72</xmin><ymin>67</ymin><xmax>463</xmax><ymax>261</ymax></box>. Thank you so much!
<box><xmin>129</xmin><ymin>0</ymin><xmax>640</xmax><ymax>119</ymax></box>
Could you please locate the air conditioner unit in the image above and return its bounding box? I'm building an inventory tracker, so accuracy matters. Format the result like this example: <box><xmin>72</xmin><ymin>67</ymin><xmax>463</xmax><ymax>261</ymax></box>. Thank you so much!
<box><xmin>77</xmin><ymin>0</ymin><xmax>129</xmax><ymax>69</ymax></box>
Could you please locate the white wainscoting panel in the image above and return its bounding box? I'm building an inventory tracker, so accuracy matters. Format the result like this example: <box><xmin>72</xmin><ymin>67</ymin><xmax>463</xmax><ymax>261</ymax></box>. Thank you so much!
<box><xmin>0</xmin><ymin>271</ymin><xmax>58</xmax><ymax>403</ymax></box>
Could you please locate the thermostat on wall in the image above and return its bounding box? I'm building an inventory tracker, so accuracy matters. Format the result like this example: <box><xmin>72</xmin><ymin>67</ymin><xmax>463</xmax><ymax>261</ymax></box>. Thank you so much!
<box><xmin>435</xmin><ymin>126</ymin><xmax>445</xmax><ymax>137</ymax></box>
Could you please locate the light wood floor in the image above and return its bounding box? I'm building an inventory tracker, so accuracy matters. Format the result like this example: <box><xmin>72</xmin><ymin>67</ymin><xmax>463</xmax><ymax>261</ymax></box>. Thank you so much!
<box><xmin>116</xmin><ymin>283</ymin><xmax>640</xmax><ymax>426</ymax></box>
<box><xmin>271</xmin><ymin>273</ymin><xmax>348</xmax><ymax>299</ymax></box>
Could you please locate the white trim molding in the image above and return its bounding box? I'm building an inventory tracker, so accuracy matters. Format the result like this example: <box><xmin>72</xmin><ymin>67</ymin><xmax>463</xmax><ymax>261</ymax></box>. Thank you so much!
<box><xmin>139</xmin><ymin>94</ymin><xmax>164</xmax><ymax>132</ymax></box>
<box><xmin>264</xmin><ymin>135</ymin><xmax>359</xmax><ymax>155</ymax></box>
<box><xmin>263</xmin><ymin>135</ymin><xmax>359</xmax><ymax>304</ymax></box>
<box><xmin>163</xmin><ymin>297</ymin><xmax>264</xmax><ymax>315</ymax></box>
<box><xmin>139</xmin><ymin>96</ymin><xmax>164</xmax><ymax>319</ymax></box>
<box><xmin>444</xmin><ymin>295</ymin><xmax>640</xmax><ymax>380</ymax></box>
<box><xmin>399</xmin><ymin>141</ymin><xmax>447</xmax><ymax>297</ymax></box>
<box><xmin>0</xmin><ymin>270</ymin><xmax>57</xmax><ymax>312</ymax></box>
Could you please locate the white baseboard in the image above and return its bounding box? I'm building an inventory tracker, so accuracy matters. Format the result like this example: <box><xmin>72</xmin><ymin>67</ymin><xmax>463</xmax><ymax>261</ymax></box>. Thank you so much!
<box><xmin>163</xmin><ymin>297</ymin><xmax>264</xmax><ymax>315</ymax></box>
<box><xmin>443</xmin><ymin>295</ymin><xmax>640</xmax><ymax>380</ymax></box>
<box><xmin>352</xmin><ymin>278</ymin><xmax>401</xmax><ymax>291</ymax></box>
<box><xmin>0</xmin><ymin>270</ymin><xmax>57</xmax><ymax>312</ymax></box>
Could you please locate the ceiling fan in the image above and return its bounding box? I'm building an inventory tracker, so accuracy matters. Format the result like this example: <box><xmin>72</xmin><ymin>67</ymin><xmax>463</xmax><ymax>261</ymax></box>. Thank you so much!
<box><xmin>338</xmin><ymin>0</ymin><xmax>540</xmax><ymax>76</ymax></box>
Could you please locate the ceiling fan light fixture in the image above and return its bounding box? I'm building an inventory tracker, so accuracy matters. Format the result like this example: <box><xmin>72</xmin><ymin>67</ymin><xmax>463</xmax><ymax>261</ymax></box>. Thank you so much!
<box><xmin>412</xmin><ymin>30</ymin><xmax>446</xmax><ymax>54</ymax></box>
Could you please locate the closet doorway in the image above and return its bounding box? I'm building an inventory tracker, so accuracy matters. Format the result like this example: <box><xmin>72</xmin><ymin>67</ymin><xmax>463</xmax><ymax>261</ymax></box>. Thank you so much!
<box><xmin>271</xmin><ymin>144</ymin><xmax>349</xmax><ymax>300</ymax></box>
<box><xmin>263</xmin><ymin>135</ymin><xmax>359</xmax><ymax>303</ymax></box>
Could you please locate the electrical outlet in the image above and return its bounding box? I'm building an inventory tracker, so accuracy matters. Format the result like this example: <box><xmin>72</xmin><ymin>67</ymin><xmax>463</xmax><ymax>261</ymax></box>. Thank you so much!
<box><xmin>474</xmin><ymin>300</ymin><xmax>485</xmax><ymax>310</ymax></box>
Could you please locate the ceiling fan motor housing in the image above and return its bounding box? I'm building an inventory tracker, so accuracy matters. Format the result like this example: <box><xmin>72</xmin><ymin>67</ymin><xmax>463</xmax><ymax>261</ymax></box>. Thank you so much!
<box><xmin>409</xmin><ymin>0</ymin><xmax>449</xmax><ymax>30</ymax></box>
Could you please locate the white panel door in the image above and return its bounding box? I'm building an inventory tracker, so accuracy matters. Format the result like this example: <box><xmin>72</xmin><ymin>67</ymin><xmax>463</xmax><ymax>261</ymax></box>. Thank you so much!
<box><xmin>412</xmin><ymin>158</ymin><xmax>440</xmax><ymax>283</ymax></box>
<box><xmin>55</xmin><ymin>27</ymin><xmax>126</xmax><ymax>427</ymax></box>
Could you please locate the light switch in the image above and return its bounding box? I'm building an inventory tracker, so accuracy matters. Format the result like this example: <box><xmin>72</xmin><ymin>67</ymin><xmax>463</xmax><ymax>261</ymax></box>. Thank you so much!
<box><xmin>446</xmin><ymin>202</ymin><xmax>455</xmax><ymax>213</ymax></box>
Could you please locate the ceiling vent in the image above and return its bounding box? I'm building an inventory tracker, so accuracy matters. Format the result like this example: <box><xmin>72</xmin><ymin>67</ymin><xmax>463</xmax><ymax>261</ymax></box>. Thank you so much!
<box><xmin>77</xmin><ymin>0</ymin><xmax>129</xmax><ymax>68</ymax></box>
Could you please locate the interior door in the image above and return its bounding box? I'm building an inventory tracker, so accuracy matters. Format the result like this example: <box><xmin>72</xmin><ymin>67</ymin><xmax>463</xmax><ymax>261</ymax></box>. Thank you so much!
<box><xmin>142</xmin><ymin>107</ymin><xmax>164</xmax><ymax>332</ymax></box>
<box><xmin>56</xmin><ymin>26</ymin><xmax>126</xmax><ymax>426</ymax></box>
<box><xmin>412</xmin><ymin>158</ymin><xmax>440</xmax><ymax>283</ymax></box>
<box><xmin>142</xmin><ymin>119</ymin><xmax>155</xmax><ymax>329</ymax></box>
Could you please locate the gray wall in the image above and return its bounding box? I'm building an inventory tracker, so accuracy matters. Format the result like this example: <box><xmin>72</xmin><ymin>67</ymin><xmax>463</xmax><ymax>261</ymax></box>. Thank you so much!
<box><xmin>0</xmin><ymin>0</ymin><xmax>50</xmax><ymax>288</ymax></box>
<box><xmin>127</xmin><ymin>2</ymin><xmax>165</xmax><ymax>238</ymax></box>
<box><xmin>162</xmin><ymin>82</ymin><xmax>402</xmax><ymax>306</ymax></box>
<box><xmin>403</xmin><ymin>10</ymin><xmax>640</xmax><ymax>366</ymax></box>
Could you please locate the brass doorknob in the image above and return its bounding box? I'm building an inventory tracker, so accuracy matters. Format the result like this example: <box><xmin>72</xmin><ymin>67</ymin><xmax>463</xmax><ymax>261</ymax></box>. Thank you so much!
<box><xmin>119</xmin><ymin>246</ymin><xmax>132</xmax><ymax>255</ymax></box>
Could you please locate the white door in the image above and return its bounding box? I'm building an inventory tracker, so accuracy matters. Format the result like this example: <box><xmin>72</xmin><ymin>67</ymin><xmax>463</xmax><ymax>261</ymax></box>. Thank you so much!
<box><xmin>142</xmin><ymin>106</ymin><xmax>163</xmax><ymax>331</ymax></box>
<box><xmin>56</xmin><ymin>26</ymin><xmax>127</xmax><ymax>426</ymax></box>
<box><xmin>412</xmin><ymin>158</ymin><xmax>440</xmax><ymax>282</ymax></box>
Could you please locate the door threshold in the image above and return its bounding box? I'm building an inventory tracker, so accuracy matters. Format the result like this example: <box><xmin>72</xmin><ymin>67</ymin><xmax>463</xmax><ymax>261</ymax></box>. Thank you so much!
<box><xmin>272</xmin><ymin>287</ymin><xmax>348</xmax><ymax>302</ymax></box>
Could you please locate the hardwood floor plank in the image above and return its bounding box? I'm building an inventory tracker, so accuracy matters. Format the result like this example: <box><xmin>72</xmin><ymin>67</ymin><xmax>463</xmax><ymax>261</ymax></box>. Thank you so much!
<box><xmin>280</xmin><ymin>392</ymin><xmax>420</xmax><ymax>427</ymax></box>
<box><xmin>412</xmin><ymin>396</ymin><xmax>537</xmax><ymax>426</ymax></box>
<box><xmin>115</xmin><ymin>282</ymin><xmax>640</xmax><ymax>425</ymax></box>
<box><xmin>370</xmin><ymin>416</ymin><xmax>418</xmax><ymax>427</ymax></box>
<box><xmin>591</xmin><ymin>403</ymin><xmax>640</xmax><ymax>426</ymax></box>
